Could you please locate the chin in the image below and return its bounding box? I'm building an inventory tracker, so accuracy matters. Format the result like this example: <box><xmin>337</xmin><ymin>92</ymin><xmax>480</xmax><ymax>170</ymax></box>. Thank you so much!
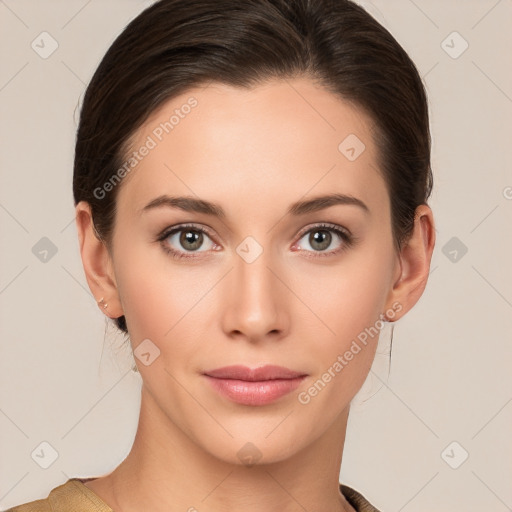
<box><xmin>195</xmin><ymin>428</ymin><xmax>308</xmax><ymax>468</ymax></box>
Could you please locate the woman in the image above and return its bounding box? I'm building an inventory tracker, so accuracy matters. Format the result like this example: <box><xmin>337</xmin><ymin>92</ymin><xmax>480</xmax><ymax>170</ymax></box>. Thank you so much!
<box><xmin>7</xmin><ymin>0</ymin><xmax>435</xmax><ymax>510</ymax></box>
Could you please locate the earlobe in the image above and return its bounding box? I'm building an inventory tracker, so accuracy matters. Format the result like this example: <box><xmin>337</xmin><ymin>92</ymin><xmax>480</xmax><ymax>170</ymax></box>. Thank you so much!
<box><xmin>384</xmin><ymin>204</ymin><xmax>436</xmax><ymax>322</ymax></box>
<box><xmin>75</xmin><ymin>201</ymin><xmax>124</xmax><ymax>319</ymax></box>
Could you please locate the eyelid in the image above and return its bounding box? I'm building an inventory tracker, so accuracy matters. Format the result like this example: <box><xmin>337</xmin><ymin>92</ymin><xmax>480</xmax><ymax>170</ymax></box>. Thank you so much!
<box><xmin>295</xmin><ymin>221</ymin><xmax>352</xmax><ymax>240</ymax></box>
<box><xmin>157</xmin><ymin>222</ymin><xmax>217</xmax><ymax>241</ymax></box>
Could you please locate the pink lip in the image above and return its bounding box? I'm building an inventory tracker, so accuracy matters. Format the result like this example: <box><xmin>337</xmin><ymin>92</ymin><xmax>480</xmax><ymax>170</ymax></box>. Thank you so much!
<box><xmin>203</xmin><ymin>365</ymin><xmax>307</xmax><ymax>406</ymax></box>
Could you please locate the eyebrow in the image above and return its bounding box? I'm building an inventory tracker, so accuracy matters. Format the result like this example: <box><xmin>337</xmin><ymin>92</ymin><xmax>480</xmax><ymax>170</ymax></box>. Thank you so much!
<box><xmin>139</xmin><ymin>193</ymin><xmax>369</xmax><ymax>218</ymax></box>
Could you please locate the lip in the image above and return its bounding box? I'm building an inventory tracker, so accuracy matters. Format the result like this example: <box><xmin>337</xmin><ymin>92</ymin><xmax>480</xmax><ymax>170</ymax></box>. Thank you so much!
<box><xmin>203</xmin><ymin>365</ymin><xmax>308</xmax><ymax>406</ymax></box>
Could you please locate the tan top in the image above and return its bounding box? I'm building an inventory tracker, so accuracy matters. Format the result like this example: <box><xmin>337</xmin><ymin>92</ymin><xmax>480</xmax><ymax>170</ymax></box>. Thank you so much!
<box><xmin>5</xmin><ymin>478</ymin><xmax>381</xmax><ymax>512</ymax></box>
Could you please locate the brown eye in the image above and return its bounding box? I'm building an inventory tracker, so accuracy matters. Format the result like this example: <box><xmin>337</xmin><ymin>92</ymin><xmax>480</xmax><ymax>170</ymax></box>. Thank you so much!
<box><xmin>178</xmin><ymin>229</ymin><xmax>204</xmax><ymax>251</ymax></box>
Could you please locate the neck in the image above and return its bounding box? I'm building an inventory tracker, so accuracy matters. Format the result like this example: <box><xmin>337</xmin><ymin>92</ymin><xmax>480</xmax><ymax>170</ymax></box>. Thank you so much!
<box><xmin>100</xmin><ymin>386</ymin><xmax>355</xmax><ymax>512</ymax></box>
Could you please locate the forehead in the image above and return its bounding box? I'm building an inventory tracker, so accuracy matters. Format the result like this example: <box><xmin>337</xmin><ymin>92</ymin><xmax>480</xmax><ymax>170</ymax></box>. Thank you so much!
<box><xmin>116</xmin><ymin>77</ymin><xmax>387</xmax><ymax>218</ymax></box>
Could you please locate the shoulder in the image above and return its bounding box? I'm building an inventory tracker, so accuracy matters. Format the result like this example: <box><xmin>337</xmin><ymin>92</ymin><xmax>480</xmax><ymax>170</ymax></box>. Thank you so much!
<box><xmin>340</xmin><ymin>483</ymin><xmax>382</xmax><ymax>512</ymax></box>
<box><xmin>4</xmin><ymin>478</ymin><xmax>113</xmax><ymax>512</ymax></box>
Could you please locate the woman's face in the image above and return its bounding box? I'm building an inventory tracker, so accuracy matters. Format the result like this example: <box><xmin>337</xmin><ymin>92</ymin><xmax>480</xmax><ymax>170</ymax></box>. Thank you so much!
<box><xmin>106</xmin><ymin>78</ymin><xmax>404</xmax><ymax>464</ymax></box>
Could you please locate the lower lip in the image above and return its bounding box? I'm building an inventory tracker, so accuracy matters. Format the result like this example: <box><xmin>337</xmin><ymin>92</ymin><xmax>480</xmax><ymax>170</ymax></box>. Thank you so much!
<box><xmin>204</xmin><ymin>376</ymin><xmax>306</xmax><ymax>406</ymax></box>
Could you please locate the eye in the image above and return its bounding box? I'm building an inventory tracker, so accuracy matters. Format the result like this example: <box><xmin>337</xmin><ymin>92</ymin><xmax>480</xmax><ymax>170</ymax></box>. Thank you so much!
<box><xmin>156</xmin><ymin>222</ymin><xmax>355</xmax><ymax>261</ymax></box>
<box><xmin>293</xmin><ymin>223</ymin><xmax>354</xmax><ymax>257</ymax></box>
<box><xmin>157</xmin><ymin>223</ymin><xmax>219</xmax><ymax>260</ymax></box>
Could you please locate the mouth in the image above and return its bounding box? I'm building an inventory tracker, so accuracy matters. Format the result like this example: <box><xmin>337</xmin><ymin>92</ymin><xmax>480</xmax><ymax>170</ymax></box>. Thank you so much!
<box><xmin>203</xmin><ymin>365</ymin><xmax>308</xmax><ymax>406</ymax></box>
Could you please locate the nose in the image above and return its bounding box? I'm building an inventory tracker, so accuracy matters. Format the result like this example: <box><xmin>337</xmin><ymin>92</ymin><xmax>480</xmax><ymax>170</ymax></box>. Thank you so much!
<box><xmin>220</xmin><ymin>246</ymin><xmax>289</xmax><ymax>343</ymax></box>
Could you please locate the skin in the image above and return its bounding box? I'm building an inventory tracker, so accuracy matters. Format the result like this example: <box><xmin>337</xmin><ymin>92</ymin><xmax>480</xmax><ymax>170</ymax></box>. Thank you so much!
<box><xmin>75</xmin><ymin>77</ymin><xmax>435</xmax><ymax>512</ymax></box>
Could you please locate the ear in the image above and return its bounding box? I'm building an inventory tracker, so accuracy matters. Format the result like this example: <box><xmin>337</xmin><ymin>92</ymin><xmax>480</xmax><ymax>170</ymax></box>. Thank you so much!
<box><xmin>384</xmin><ymin>204</ymin><xmax>436</xmax><ymax>321</ymax></box>
<box><xmin>75</xmin><ymin>201</ymin><xmax>124</xmax><ymax>319</ymax></box>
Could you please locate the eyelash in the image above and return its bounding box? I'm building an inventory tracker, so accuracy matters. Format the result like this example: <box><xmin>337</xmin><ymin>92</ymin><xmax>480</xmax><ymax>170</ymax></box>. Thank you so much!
<box><xmin>156</xmin><ymin>222</ymin><xmax>356</xmax><ymax>261</ymax></box>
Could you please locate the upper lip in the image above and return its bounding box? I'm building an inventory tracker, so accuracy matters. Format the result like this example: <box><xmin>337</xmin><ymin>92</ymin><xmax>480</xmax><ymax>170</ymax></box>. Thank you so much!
<box><xmin>204</xmin><ymin>365</ymin><xmax>307</xmax><ymax>381</ymax></box>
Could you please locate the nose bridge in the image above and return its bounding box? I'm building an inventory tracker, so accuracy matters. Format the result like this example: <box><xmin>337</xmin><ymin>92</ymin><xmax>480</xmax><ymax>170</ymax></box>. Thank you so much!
<box><xmin>222</xmin><ymin>240</ymin><xmax>286</xmax><ymax>339</ymax></box>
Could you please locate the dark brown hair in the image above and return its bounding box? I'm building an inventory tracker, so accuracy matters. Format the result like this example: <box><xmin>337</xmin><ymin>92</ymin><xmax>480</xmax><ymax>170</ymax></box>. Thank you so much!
<box><xmin>73</xmin><ymin>0</ymin><xmax>433</xmax><ymax>334</ymax></box>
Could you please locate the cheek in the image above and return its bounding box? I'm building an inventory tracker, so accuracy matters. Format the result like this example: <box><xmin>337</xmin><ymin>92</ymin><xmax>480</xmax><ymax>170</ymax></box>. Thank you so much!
<box><xmin>306</xmin><ymin>254</ymin><xmax>392</xmax><ymax>340</ymax></box>
<box><xmin>294</xmin><ymin>261</ymin><xmax>390</xmax><ymax>418</ymax></box>
<box><xmin>114</xmin><ymin>257</ymin><xmax>210</xmax><ymax>401</ymax></box>
<box><xmin>113</xmin><ymin>243</ymin><xmax>203</xmax><ymax>342</ymax></box>
<box><xmin>297</xmin><ymin>239</ymin><xmax>394</xmax><ymax>381</ymax></box>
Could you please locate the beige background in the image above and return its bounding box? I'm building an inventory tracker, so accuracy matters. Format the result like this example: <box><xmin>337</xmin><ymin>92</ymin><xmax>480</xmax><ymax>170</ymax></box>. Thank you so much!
<box><xmin>1</xmin><ymin>0</ymin><xmax>511</xmax><ymax>510</ymax></box>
